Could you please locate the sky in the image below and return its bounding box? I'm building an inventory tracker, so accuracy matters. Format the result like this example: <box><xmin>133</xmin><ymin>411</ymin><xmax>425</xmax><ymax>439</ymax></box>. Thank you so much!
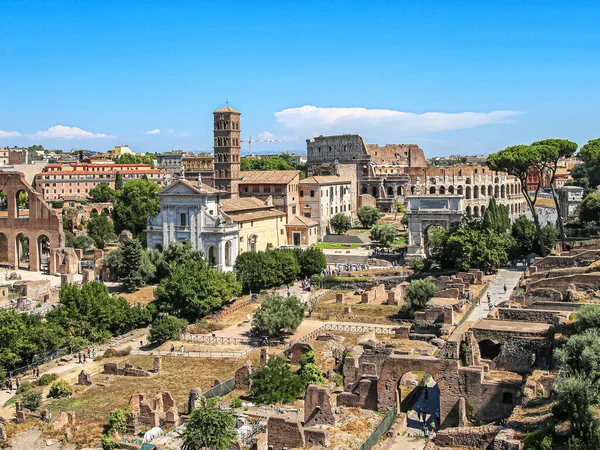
<box><xmin>1</xmin><ymin>0</ymin><xmax>599</xmax><ymax>158</ymax></box>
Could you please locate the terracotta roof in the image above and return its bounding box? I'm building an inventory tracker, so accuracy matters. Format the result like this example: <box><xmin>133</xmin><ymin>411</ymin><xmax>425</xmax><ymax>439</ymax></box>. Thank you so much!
<box><xmin>221</xmin><ymin>197</ymin><xmax>269</xmax><ymax>212</ymax></box>
<box><xmin>239</xmin><ymin>170</ymin><xmax>300</xmax><ymax>184</ymax></box>
<box><xmin>213</xmin><ymin>105</ymin><xmax>241</xmax><ymax>114</ymax></box>
<box><xmin>226</xmin><ymin>209</ymin><xmax>286</xmax><ymax>223</ymax></box>
<box><xmin>287</xmin><ymin>215</ymin><xmax>318</xmax><ymax>227</ymax></box>
<box><xmin>299</xmin><ymin>176</ymin><xmax>351</xmax><ymax>185</ymax></box>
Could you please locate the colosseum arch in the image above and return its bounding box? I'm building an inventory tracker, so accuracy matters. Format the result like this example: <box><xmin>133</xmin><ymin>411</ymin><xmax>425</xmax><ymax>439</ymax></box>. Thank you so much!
<box><xmin>457</xmin><ymin>186</ymin><xmax>463</xmax><ymax>196</ymax></box>
<box><xmin>488</xmin><ymin>185</ymin><xmax>493</xmax><ymax>196</ymax></box>
<box><xmin>448</xmin><ymin>185</ymin><xmax>454</xmax><ymax>194</ymax></box>
<box><xmin>474</xmin><ymin>185</ymin><xmax>479</xmax><ymax>199</ymax></box>
<box><xmin>474</xmin><ymin>205</ymin><xmax>480</xmax><ymax>216</ymax></box>
<box><xmin>439</xmin><ymin>186</ymin><xmax>446</xmax><ymax>194</ymax></box>
<box><xmin>494</xmin><ymin>185</ymin><xmax>500</xmax><ymax>198</ymax></box>
<box><xmin>466</xmin><ymin>205</ymin><xmax>472</xmax><ymax>216</ymax></box>
<box><xmin>465</xmin><ymin>186</ymin><xmax>472</xmax><ymax>199</ymax></box>
<box><xmin>429</xmin><ymin>186</ymin><xmax>436</xmax><ymax>194</ymax></box>
<box><xmin>501</xmin><ymin>185</ymin><xmax>506</xmax><ymax>198</ymax></box>
<box><xmin>481</xmin><ymin>205</ymin><xmax>486</xmax><ymax>216</ymax></box>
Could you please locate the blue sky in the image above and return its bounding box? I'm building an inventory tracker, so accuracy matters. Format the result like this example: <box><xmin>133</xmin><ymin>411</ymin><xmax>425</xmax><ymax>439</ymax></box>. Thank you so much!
<box><xmin>1</xmin><ymin>0</ymin><xmax>599</xmax><ymax>157</ymax></box>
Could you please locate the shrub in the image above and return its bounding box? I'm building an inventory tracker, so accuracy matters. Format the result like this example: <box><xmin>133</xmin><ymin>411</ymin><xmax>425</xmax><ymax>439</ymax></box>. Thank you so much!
<box><xmin>231</xmin><ymin>397</ymin><xmax>242</xmax><ymax>408</ymax></box>
<box><xmin>101</xmin><ymin>434</ymin><xmax>118</xmax><ymax>450</ymax></box>
<box><xmin>35</xmin><ymin>373</ymin><xmax>58</xmax><ymax>386</ymax></box>
<box><xmin>148</xmin><ymin>315</ymin><xmax>188</xmax><ymax>344</ymax></box>
<box><xmin>523</xmin><ymin>425</ymin><xmax>554</xmax><ymax>450</ymax></box>
<box><xmin>108</xmin><ymin>407</ymin><xmax>131</xmax><ymax>434</ymax></box>
<box><xmin>252</xmin><ymin>294</ymin><xmax>305</xmax><ymax>337</ymax></box>
<box><xmin>187</xmin><ymin>321</ymin><xmax>223</xmax><ymax>334</ymax></box>
<box><xmin>103</xmin><ymin>346</ymin><xmax>132</xmax><ymax>358</ymax></box>
<box><xmin>357</xmin><ymin>206</ymin><xmax>383</xmax><ymax>228</ymax></box>
<box><xmin>48</xmin><ymin>380</ymin><xmax>73</xmax><ymax>398</ymax></box>
<box><xmin>250</xmin><ymin>356</ymin><xmax>305</xmax><ymax>404</ymax></box>
<box><xmin>403</xmin><ymin>279</ymin><xmax>438</xmax><ymax>315</ymax></box>
<box><xmin>22</xmin><ymin>390</ymin><xmax>42</xmax><ymax>411</ymax></box>
<box><xmin>16</xmin><ymin>380</ymin><xmax>33</xmax><ymax>394</ymax></box>
<box><xmin>330</xmin><ymin>213</ymin><xmax>351</xmax><ymax>234</ymax></box>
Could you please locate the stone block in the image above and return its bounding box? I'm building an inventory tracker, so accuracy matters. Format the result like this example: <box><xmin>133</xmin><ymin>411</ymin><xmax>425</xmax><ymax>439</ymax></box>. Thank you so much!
<box><xmin>165</xmin><ymin>407</ymin><xmax>180</xmax><ymax>427</ymax></box>
<box><xmin>260</xmin><ymin>347</ymin><xmax>268</xmax><ymax>366</ymax></box>
<box><xmin>153</xmin><ymin>356</ymin><xmax>162</xmax><ymax>373</ymax></box>
<box><xmin>104</xmin><ymin>362</ymin><xmax>119</xmax><ymax>375</ymax></box>
<box><xmin>304</xmin><ymin>385</ymin><xmax>335</xmax><ymax>426</ymax></box>
<box><xmin>234</xmin><ymin>361</ymin><xmax>252</xmax><ymax>390</ymax></box>
<box><xmin>60</xmin><ymin>273</ymin><xmax>75</xmax><ymax>285</ymax></box>
<box><xmin>250</xmin><ymin>432</ymin><xmax>267</xmax><ymax>450</ymax></box>
<box><xmin>289</xmin><ymin>343</ymin><xmax>312</xmax><ymax>365</ymax></box>
<box><xmin>394</xmin><ymin>325</ymin><xmax>411</xmax><ymax>339</ymax></box>
<box><xmin>336</xmin><ymin>293</ymin><xmax>344</xmax><ymax>303</ymax></box>
<box><xmin>82</xmin><ymin>269</ymin><xmax>95</xmax><ymax>283</ymax></box>
<box><xmin>304</xmin><ymin>428</ymin><xmax>330</xmax><ymax>447</ymax></box>
<box><xmin>188</xmin><ymin>388</ymin><xmax>202</xmax><ymax>411</ymax></box>
<box><xmin>128</xmin><ymin>393</ymin><xmax>146</xmax><ymax>410</ymax></box>
<box><xmin>78</xmin><ymin>370</ymin><xmax>92</xmax><ymax>386</ymax></box>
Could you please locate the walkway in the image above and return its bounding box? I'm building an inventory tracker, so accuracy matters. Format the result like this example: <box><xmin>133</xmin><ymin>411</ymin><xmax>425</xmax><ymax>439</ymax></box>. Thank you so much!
<box><xmin>468</xmin><ymin>267</ymin><xmax>525</xmax><ymax>321</ymax></box>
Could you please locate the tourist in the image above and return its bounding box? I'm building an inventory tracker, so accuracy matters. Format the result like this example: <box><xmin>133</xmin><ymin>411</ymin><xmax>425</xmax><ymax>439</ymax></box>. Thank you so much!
<box><xmin>15</xmin><ymin>378</ymin><xmax>20</xmax><ymax>390</ymax></box>
<box><xmin>8</xmin><ymin>379</ymin><xmax>13</xmax><ymax>392</ymax></box>
<box><xmin>422</xmin><ymin>407</ymin><xmax>427</xmax><ymax>422</ymax></box>
<box><xmin>424</xmin><ymin>428</ymin><xmax>429</xmax><ymax>439</ymax></box>
<box><xmin>503</xmin><ymin>284</ymin><xmax>507</xmax><ymax>293</ymax></box>
<box><xmin>416</xmin><ymin>406</ymin><xmax>422</xmax><ymax>420</ymax></box>
<box><xmin>83</xmin><ymin>353</ymin><xmax>87</xmax><ymax>364</ymax></box>
<box><xmin>435</xmin><ymin>409</ymin><xmax>440</xmax><ymax>424</ymax></box>
<box><xmin>430</xmin><ymin>420</ymin><xmax>436</xmax><ymax>433</ymax></box>
<box><xmin>4</xmin><ymin>378</ymin><xmax>9</xmax><ymax>391</ymax></box>
<box><xmin>170</xmin><ymin>344</ymin><xmax>175</xmax><ymax>354</ymax></box>
<box><xmin>180</xmin><ymin>345</ymin><xmax>185</xmax><ymax>355</ymax></box>
<box><xmin>87</xmin><ymin>347</ymin><xmax>91</xmax><ymax>358</ymax></box>
<box><xmin>92</xmin><ymin>348</ymin><xmax>96</xmax><ymax>359</ymax></box>
<box><xmin>77</xmin><ymin>352</ymin><xmax>82</xmax><ymax>364</ymax></box>
<box><xmin>487</xmin><ymin>292</ymin><xmax>491</xmax><ymax>302</ymax></box>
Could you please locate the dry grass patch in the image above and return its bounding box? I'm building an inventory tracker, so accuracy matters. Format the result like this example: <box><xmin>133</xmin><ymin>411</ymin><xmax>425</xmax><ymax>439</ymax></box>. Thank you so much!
<box><xmin>121</xmin><ymin>285</ymin><xmax>156</xmax><ymax>306</ymax></box>
<box><xmin>47</xmin><ymin>352</ymin><xmax>260</xmax><ymax>412</ymax></box>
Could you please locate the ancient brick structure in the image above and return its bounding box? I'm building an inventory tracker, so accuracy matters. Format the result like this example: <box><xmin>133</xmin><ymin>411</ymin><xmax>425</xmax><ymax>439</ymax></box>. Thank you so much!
<box><xmin>267</xmin><ymin>415</ymin><xmax>305</xmax><ymax>450</ymax></box>
<box><xmin>82</xmin><ymin>268</ymin><xmax>95</xmax><ymax>283</ymax></box>
<box><xmin>12</xmin><ymin>280</ymin><xmax>51</xmax><ymax>301</ymax></box>
<box><xmin>304</xmin><ymin>428</ymin><xmax>330</xmax><ymax>447</ymax></box>
<box><xmin>496</xmin><ymin>307</ymin><xmax>566</xmax><ymax>325</ymax></box>
<box><xmin>188</xmin><ymin>388</ymin><xmax>202</xmax><ymax>411</ymax></box>
<box><xmin>434</xmin><ymin>425</ymin><xmax>502</xmax><ymax>448</ymax></box>
<box><xmin>234</xmin><ymin>361</ymin><xmax>252</xmax><ymax>390</ymax></box>
<box><xmin>304</xmin><ymin>385</ymin><xmax>335</xmax><ymax>426</ymax></box>
<box><xmin>0</xmin><ymin>171</ymin><xmax>70</xmax><ymax>273</ymax></box>
<box><xmin>361</xmin><ymin>283</ymin><xmax>386</xmax><ymax>304</ymax></box>
<box><xmin>77</xmin><ymin>370</ymin><xmax>93</xmax><ymax>386</ymax></box>
<box><xmin>153</xmin><ymin>356</ymin><xmax>162</xmax><ymax>373</ymax></box>
<box><xmin>289</xmin><ymin>343</ymin><xmax>312</xmax><ymax>365</ymax></box>
<box><xmin>104</xmin><ymin>362</ymin><xmax>151</xmax><ymax>377</ymax></box>
<box><xmin>259</xmin><ymin>347</ymin><xmax>268</xmax><ymax>366</ymax></box>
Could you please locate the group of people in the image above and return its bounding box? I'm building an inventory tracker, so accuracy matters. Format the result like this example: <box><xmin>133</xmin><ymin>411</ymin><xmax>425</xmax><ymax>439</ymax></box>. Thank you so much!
<box><xmin>416</xmin><ymin>406</ymin><xmax>440</xmax><ymax>438</ymax></box>
<box><xmin>170</xmin><ymin>344</ymin><xmax>186</xmax><ymax>355</ymax></box>
<box><xmin>300</xmin><ymin>277</ymin><xmax>312</xmax><ymax>293</ymax></box>
<box><xmin>4</xmin><ymin>377</ymin><xmax>20</xmax><ymax>392</ymax></box>
<box><xmin>77</xmin><ymin>347</ymin><xmax>96</xmax><ymax>364</ymax></box>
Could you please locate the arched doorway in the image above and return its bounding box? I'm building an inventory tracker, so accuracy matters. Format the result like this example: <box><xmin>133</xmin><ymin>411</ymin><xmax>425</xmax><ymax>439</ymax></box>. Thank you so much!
<box><xmin>248</xmin><ymin>235</ymin><xmax>258</xmax><ymax>253</ymax></box>
<box><xmin>424</xmin><ymin>225</ymin><xmax>445</xmax><ymax>259</ymax></box>
<box><xmin>439</xmin><ymin>186</ymin><xmax>445</xmax><ymax>195</ymax></box>
<box><xmin>448</xmin><ymin>186</ymin><xmax>454</xmax><ymax>194</ymax></box>
<box><xmin>372</xmin><ymin>187</ymin><xmax>378</xmax><ymax>198</ymax></box>
<box><xmin>387</xmin><ymin>186</ymin><xmax>394</xmax><ymax>197</ymax></box>
<box><xmin>465</xmin><ymin>206</ymin><xmax>471</xmax><ymax>216</ymax></box>
<box><xmin>15</xmin><ymin>190</ymin><xmax>29</xmax><ymax>219</ymax></box>
<box><xmin>0</xmin><ymin>190</ymin><xmax>7</xmax><ymax>215</ymax></box>
<box><xmin>207</xmin><ymin>246</ymin><xmax>216</xmax><ymax>266</ymax></box>
<box><xmin>361</xmin><ymin>186</ymin><xmax>367</xmax><ymax>195</ymax></box>
<box><xmin>16</xmin><ymin>233</ymin><xmax>29</xmax><ymax>270</ymax></box>
<box><xmin>398</xmin><ymin>371</ymin><xmax>441</xmax><ymax>435</ymax></box>
<box><xmin>37</xmin><ymin>235</ymin><xmax>50</xmax><ymax>273</ymax></box>
<box><xmin>397</xmin><ymin>186</ymin><xmax>404</xmax><ymax>196</ymax></box>
<box><xmin>429</xmin><ymin>186</ymin><xmax>436</xmax><ymax>194</ymax></box>
<box><xmin>473</xmin><ymin>206</ymin><xmax>480</xmax><ymax>217</ymax></box>
<box><xmin>474</xmin><ymin>185</ymin><xmax>479</xmax><ymax>199</ymax></box>
<box><xmin>479</xmin><ymin>339</ymin><xmax>502</xmax><ymax>360</ymax></box>
<box><xmin>465</xmin><ymin>186</ymin><xmax>472</xmax><ymax>199</ymax></box>
<box><xmin>457</xmin><ymin>186</ymin><xmax>463</xmax><ymax>196</ymax></box>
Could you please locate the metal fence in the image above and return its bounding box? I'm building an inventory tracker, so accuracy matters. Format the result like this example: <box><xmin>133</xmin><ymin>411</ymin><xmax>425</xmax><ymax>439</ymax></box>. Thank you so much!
<box><xmin>358</xmin><ymin>404</ymin><xmax>397</xmax><ymax>450</ymax></box>
<box><xmin>179</xmin><ymin>335</ymin><xmax>251</xmax><ymax>345</ymax></box>
<box><xmin>130</xmin><ymin>349</ymin><xmax>254</xmax><ymax>359</ymax></box>
<box><xmin>203</xmin><ymin>376</ymin><xmax>236</xmax><ymax>399</ymax></box>
<box><xmin>323</xmin><ymin>323</ymin><xmax>397</xmax><ymax>334</ymax></box>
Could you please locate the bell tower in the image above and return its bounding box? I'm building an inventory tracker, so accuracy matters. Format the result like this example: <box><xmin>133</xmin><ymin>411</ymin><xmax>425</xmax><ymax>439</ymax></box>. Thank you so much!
<box><xmin>213</xmin><ymin>103</ymin><xmax>241</xmax><ymax>198</ymax></box>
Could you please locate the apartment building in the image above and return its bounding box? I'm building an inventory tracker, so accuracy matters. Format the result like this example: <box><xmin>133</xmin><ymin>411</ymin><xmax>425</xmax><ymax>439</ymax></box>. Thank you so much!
<box><xmin>298</xmin><ymin>175</ymin><xmax>352</xmax><ymax>237</ymax></box>
<box><xmin>34</xmin><ymin>162</ymin><xmax>165</xmax><ymax>201</ymax></box>
<box><xmin>238</xmin><ymin>170</ymin><xmax>300</xmax><ymax>223</ymax></box>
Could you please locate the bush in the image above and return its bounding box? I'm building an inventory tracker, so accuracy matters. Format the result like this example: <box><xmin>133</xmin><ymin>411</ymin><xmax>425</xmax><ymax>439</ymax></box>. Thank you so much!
<box><xmin>357</xmin><ymin>206</ymin><xmax>383</xmax><ymax>228</ymax></box>
<box><xmin>252</xmin><ymin>294</ymin><xmax>305</xmax><ymax>337</ymax></box>
<box><xmin>48</xmin><ymin>380</ymin><xmax>73</xmax><ymax>398</ymax></box>
<box><xmin>250</xmin><ymin>356</ymin><xmax>305</xmax><ymax>404</ymax></box>
<box><xmin>575</xmin><ymin>304</ymin><xmax>600</xmax><ymax>333</ymax></box>
<box><xmin>330</xmin><ymin>213</ymin><xmax>351</xmax><ymax>234</ymax></box>
<box><xmin>103</xmin><ymin>346</ymin><xmax>132</xmax><ymax>358</ymax></box>
<box><xmin>101</xmin><ymin>434</ymin><xmax>118</xmax><ymax>450</ymax></box>
<box><xmin>231</xmin><ymin>397</ymin><xmax>242</xmax><ymax>408</ymax></box>
<box><xmin>370</xmin><ymin>223</ymin><xmax>398</xmax><ymax>246</ymax></box>
<box><xmin>108</xmin><ymin>407</ymin><xmax>131</xmax><ymax>434</ymax></box>
<box><xmin>523</xmin><ymin>425</ymin><xmax>554</xmax><ymax>450</ymax></box>
<box><xmin>16</xmin><ymin>380</ymin><xmax>33</xmax><ymax>394</ymax></box>
<box><xmin>22</xmin><ymin>390</ymin><xmax>42</xmax><ymax>411</ymax></box>
<box><xmin>35</xmin><ymin>373</ymin><xmax>58</xmax><ymax>386</ymax></box>
<box><xmin>148</xmin><ymin>315</ymin><xmax>188</xmax><ymax>344</ymax></box>
<box><xmin>403</xmin><ymin>279</ymin><xmax>438</xmax><ymax>315</ymax></box>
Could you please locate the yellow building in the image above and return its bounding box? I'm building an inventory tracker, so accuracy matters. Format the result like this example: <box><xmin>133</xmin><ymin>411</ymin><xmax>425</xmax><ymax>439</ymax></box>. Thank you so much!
<box><xmin>221</xmin><ymin>197</ymin><xmax>287</xmax><ymax>252</ymax></box>
<box><xmin>107</xmin><ymin>145</ymin><xmax>133</xmax><ymax>159</ymax></box>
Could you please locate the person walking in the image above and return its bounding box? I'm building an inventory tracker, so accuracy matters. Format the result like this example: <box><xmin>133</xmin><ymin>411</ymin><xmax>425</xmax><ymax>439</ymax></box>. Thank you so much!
<box><xmin>416</xmin><ymin>406</ymin><xmax>422</xmax><ymax>421</ymax></box>
<box><xmin>430</xmin><ymin>420</ymin><xmax>436</xmax><ymax>433</ymax></box>
<box><xmin>15</xmin><ymin>378</ymin><xmax>20</xmax><ymax>391</ymax></box>
<box><xmin>435</xmin><ymin>409</ymin><xmax>440</xmax><ymax>425</ymax></box>
<box><xmin>78</xmin><ymin>353</ymin><xmax>82</xmax><ymax>364</ymax></box>
<box><xmin>170</xmin><ymin>344</ymin><xmax>175</xmax><ymax>354</ymax></box>
<box><xmin>422</xmin><ymin>407</ymin><xmax>427</xmax><ymax>422</ymax></box>
<box><xmin>180</xmin><ymin>345</ymin><xmax>185</xmax><ymax>355</ymax></box>
<box><xmin>503</xmin><ymin>284</ymin><xmax>507</xmax><ymax>294</ymax></box>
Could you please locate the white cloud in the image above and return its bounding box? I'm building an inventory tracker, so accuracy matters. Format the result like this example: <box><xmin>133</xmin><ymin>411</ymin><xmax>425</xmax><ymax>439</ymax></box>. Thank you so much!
<box><xmin>0</xmin><ymin>130</ymin><xmax>21</xmax><ymax>137</ymax></box>
<box><xmin>145</xmin><ymin>128</ymin><xmax>161</xmax><ymax>135</ymax></box>
<box><xmin>167</xmin><ymin>129</ymin><xmax>174</xmax><ymax>133</ymax></box>
<box><xmin>33</xmin><ymin>125</ymin><xmax>113</xmax><ymax>139</ymax></box>
<box><xmin>274</xmin><ymin>105</ymin><xmax>522</xmax><ymax>135</ymax></box>
<box><xmin>258</xmin><ymin>131</ymin><xmax>276</xmax><ymax>140</ymax></box>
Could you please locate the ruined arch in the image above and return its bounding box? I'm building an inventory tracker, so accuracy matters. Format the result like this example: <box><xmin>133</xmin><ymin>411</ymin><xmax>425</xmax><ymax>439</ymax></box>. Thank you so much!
<box><xmin>481</xmin><ymin>205</ymin><xmax>486</xmax><ymax>216</ymax></box>
<box><xmin>387</xmin><ymin>186</ymin><xmax>394</xmax><ymax>197</ymax></box>
<box><xmin>448</xmin><ymin>186</ymin><xmax>454</xmax><ymax>194</ymax></box>
<box><xmin>474</xmin><ymin>205</ymin><xmax>480</xmax><ymax>217</ymax></box>
<box><xmin>37</xmin><ymin>234</ymin><xmax>50</xmax><ymax>273</ymax></box>
<box><xmin>0</xmin><ymin>232</ymin><xmax>7</xmax><ymax>266</ymax></box>
<box><xmin>501</xmin><ymin>185</ymin><xmax>506</xmax><ymax>198</ymax></box>
<box><xmin>429</xmin><ymin>186</ymin><xmax>436</xmax><ymax>195</ymax></box>
<box><xmin>473</xmin><ymin>185</ymin><xmax>479</xmax><ymax>199</ymax></box>
<box><xmin>439</xmin><ymin>186</ymin><xmax>446</xmax><ymax>195</ymax></box>
<box><xmin>0</xmin><ymin>190</ymin><xmax>7</xmax><ymax>214</ymax></box>
<box><xmin>494</xmin><ymin>185</ymin><xmax>500</xmax><ymax>198</ymax></box>
<box><xmin>16</xmin><ymin>233</ymin><xmax>29</xmax><ymax>270</ymax></box>
<box><xmin>15</xmin><ymin>189</ymin><xmax>29</xmax><ymax>219</ymax></box>
<box><xmin>488</xmin><ymin>185</ymin><xmax>493</xmax><ymax>196</ymax></box>
<box><xmin>372</xmin><ymin>187</ymin><xmax>378</xmax><ymax>198</ymax></box>
<box><xmin>361</xmin><ymin>186</ymin><xmax>368</xmax><ymax>195</ymax></box>
<box><xmin>466</xmin><ymin>205</ymin><xmax>472</xmax><ymax>216</ymax></box>
<box><xmin>481</xmin><ymin>185</ymin><xmax>486</xmax><ymax>196</ymax></box>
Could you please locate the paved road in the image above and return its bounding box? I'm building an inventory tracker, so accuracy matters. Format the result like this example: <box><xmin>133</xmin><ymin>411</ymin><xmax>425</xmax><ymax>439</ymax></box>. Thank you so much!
<box><xmin>469</xmin><ymin>267</ymin><xmax>525</xmax><ymax>321</ymax></box>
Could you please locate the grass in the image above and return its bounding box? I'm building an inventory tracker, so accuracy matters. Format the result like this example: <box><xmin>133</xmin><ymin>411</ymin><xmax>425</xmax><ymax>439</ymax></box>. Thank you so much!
<box><xmin>120</xmin><ymin>285</ymin><xmax>156</xmax><ymax>306</ymax></box>
<box><xmin>314</xmin><ymin>243</ymin><xmax>362</xmax><ymax>249</ymax></box>
<box><xmin>46</xmin><ymin>353</ymin><xmax>261</xmax><ymax>412</ymax></box>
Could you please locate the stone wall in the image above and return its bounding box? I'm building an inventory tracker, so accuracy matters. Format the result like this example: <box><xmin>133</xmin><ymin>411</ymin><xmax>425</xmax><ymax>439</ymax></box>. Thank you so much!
<box><xmin>12</xmin><ymin>280</ymin><xmax>51</xmax><ymax>301</ymax></box>
<box><xmin>304</xmin><ymin>385</ymin><xmax>335</xmax><ymax>425</ymax></box>
<box><xmin>497</xmin><ymin>307</ymin><xmax>566</xmax><ymax>325</ymax></box>
<box><xmin>532</xmin><ymin>250</ymin><xmax>600</xmax><ymax>271</ymax></box>
<box><xmin>104</xmin><ymin>362</ymin><xmax>151</xmax><ymax>377</ymax></box>
<box><xmin>361</xmin><ymin>283</ymin><xmax>386</xmax><ymax>304</ymax></box>
<box><xmin>527</xmin><ymin>273</ymin><xmax>600</xmax><ymax>294</ymax></box>
<box><xmin>434</xmin><ymin>425</ymin><xmax>502</xmax><ymax>448</ymax></box>
<box><xmin>267</xmin><ymin>415</ymin><xmax>305</xmax><ymax>450</ymax></box>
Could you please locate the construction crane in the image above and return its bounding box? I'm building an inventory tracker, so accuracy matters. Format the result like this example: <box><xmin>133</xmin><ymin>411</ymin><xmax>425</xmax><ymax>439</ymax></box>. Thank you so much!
<box><xmin>240</xmin><ymin>136</ymin><xmax>285</xmax><ymax>157</ymax></box>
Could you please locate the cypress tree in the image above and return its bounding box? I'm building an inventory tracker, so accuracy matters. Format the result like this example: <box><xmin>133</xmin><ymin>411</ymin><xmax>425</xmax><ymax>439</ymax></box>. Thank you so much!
<box><xmin>121</xmin><ymin>238</ymin><xmax>144</xmax><ymax>292</ymax></box>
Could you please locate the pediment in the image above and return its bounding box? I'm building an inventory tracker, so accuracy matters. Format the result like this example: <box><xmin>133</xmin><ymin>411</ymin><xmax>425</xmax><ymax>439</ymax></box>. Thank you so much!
<box><xmin>159</xmin><ymin>180</ymin><xmax>202</xmax><ymax>196</ymax></box>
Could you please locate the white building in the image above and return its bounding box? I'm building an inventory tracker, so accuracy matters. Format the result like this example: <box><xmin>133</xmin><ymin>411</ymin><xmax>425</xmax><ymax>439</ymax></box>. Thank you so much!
<box><xmin>299</xmin><ymin>175</ymin><xmax>352</xmax><ymax>237</ymax></box>
<box><xmin>146</xmin><ymin>178</ymin><xmax>239</xmax><ymax>271</ymax></box>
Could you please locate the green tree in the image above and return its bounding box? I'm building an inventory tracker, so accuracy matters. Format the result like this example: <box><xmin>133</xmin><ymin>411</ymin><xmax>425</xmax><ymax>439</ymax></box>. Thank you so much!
<box><xmin>113</xmin><ymin>179</ymin><xmax>161</xmax><ymax>239</ymax></box>
<box><xmin>181</xmin><ymin>397</ymin><xmax>237</xmax><ymax>450</ymax></box>
<box><xmin>251</xmin><ymin>293</ymin><xmax>304</xmax><ymax>337</ymax></box>
<box><xmin>370</xmin><ymin>223</ymin><xmax>398</xmax><ymax>246</ymax></box>
<box><xmin>148</xmin><ymin>315</ymin><xmax>188</xmax><ymax>344</ymax></box>
<box><xmin>154</xmin><ymin>258</ymin><xmax>241</xmax><ymax>322</ymax></box>
<box><xmin>403</xmin><ymin>279</ymin><xmax>438</xmax><ymax>315</ymax></box>
<box><xmin>120</xmin><ymin>238</ymin><xmax>144</xmax><ymax>292</ymax></box>
<box><xmin>487</xmin><ymin>144</ymin><xmax>555</xmax><ymax>256</ymax></box>
<box><xmin>22</xmin><ymin>390</ymin><xmax>42</xmax><ymax>411</ymax></box>
<box><xmin>511</xmin><ymin>215</ymin><xmax>557</xmax><ymax>256</ymax></box>
<box><xmin>234</xmin><ymin>250</ymin><xmax>301</xmax><ymax>293</ymax></box>
<box><xmin>88</xmin><ymin>182</ymin><xmax>116</xmax><ymax>203</ymax></box>
<box><xmin>114</xmin><ymin>172</ymin><xmax>124</xmax><ymax>191</ymax></box>
<box><xmin>108</xmin><ymin>408</ymin><xmax>132</xmax><ymax>434</ymax></box>
<box><xmin>296</xmin><ymin>247</ymin><xmax>326</xmax><ymax>278</ymax></box>
<box><xmin>444</xmin><ymin>225</ymin><xmax>514</xmax><ymax>271</ymax></box>
<box><xmin>568</xmin><ymin>163</ymin><xmax>600</xmax><ymax>191</ymax></box>
<box><xmin>554</xmin><ymin>330</ymin><xmax>600</xmax><ymax>446</ymax></box>
<box><xmin>533</xmin><ymin>139</ymin><xmax>578</xmax><ymax>250</ymax></box>
<box><xmin>357</xmin><ymin>206</ymin><xmax>383</xmax><ymax>228</ymax></box>
<box><xmin>114</xmin><ymin>153</ymin><xmax>155</xmax><ymax>168</ymax></box>
<box><xmin>72</xmin><ymin>235</ymin><xmax>95</xmax><ymax>251</ymax></box>
<box><xmin>575</xmin><ymin>305</ymin><xmax>600</xmax><ymax>333</ymax></box>
<box><xmin>87</xmin><ymin>213</ymin><xmax>116</xmax><ymax>249</ymax></box>
<box><xmin>330</xmin><ymin>213</ymin><xmax>351</xmax><ymax>234</ymax></box>
<box><xmin>578</xmin><ymin>192</ymin><xmax>600</xmax><ymax>225</ymax></box>
<box><xmin>393</xmin><ymin>200</ymin><xmax>405</xmax><ymax>220</ymax></box>
<box><xmin>578</xmin><ymin>138</ymin><xmax>600</xmax><ymax>167</ymax></box>
<box><xmin>298</xmin><ymin>349</ymin><xmax>325</xmax><ymax>387</ymax></box>
<box><xmin>482</xmin><ymin>197</ymin><xmax>510</xmax><ymax>233</ymax></box>
<box><xmin>249</xmin><ymin>356</ymin><xmax>305</xmax><ymax>404</ymax></box>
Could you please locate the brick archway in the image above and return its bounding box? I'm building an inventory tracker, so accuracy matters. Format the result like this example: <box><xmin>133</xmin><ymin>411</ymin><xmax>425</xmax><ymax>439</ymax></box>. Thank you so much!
<box><xmin>377</xmin><ymin>355</ymin><xmax>458</xmax><ymax>427</ymax></box>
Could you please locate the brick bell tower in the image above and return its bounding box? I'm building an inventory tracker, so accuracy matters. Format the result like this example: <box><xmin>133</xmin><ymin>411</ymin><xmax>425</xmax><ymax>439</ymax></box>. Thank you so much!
<box><xmin>213</xmin><ymin>103</ymin><xmax>241</xmax><ymax>198</ymax></box>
